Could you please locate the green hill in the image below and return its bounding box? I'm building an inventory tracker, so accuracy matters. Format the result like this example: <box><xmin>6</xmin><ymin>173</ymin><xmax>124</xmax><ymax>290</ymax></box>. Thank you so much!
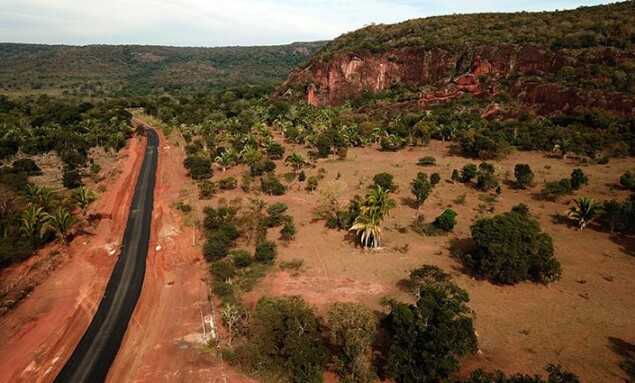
<box><xmin>0</xmin><ymin>42</ymin><xmax>326</xmax><ymax>97</ymax></box>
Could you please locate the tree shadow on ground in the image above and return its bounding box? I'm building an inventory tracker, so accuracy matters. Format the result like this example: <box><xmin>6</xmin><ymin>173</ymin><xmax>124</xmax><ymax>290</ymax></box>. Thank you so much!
<box><xmin>550</xmin><ymin>212</ymin><xmax>578</xmax><ymax>229</ymax></box>
<box><xmin>610</xmin><ymin>234</ymin><xmax>635</xmax><ymax>257</ymax></box>
<box><xmin>400</xmin><ymin>196</ymin><xmax>419</xmax><ymax>210</ymax></box>
<box><xmin>608</xmin><ymin>337</ymin><xmax>635</xmax><ymax>381</ymax></box>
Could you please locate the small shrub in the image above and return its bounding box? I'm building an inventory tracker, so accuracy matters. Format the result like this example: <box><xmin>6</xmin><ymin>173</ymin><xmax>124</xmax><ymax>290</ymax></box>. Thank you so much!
<box><xmin>460</xmin><ymin>164</ymin><xmax>478</xmax><ymax>183</ymax></box>
<box><xmin>231</xmin><ymin>249</ymin><xmax>253</xmax><ymax>268</ymax></box>
<box><xmin>453</xmin><ymin>193</ymin><xmax>466</xmax><ymax>205</ymax></box>
<box><xmin>260</xmin><ymin>174</ymin><xmax>285</xmax><ymax>195</ymax></box>
<box><xmin>184</xmin><ymin>155</ymin><xmax>212</xmax><ymax>180</ymax></box>
<box><xmin>211</xmin><ymin>261</ymin><xmax>236</xmax><ymax>282</ymax></box>
<box><xmin>198</xmin><ymin>180</ymin><xmax>217</xmax><ymax>199</ymax></box>
<box><xmin>430</xmin><ymin>172</ymin><xmax>441</xmax><ymax>187</ymax></box>
<box><xmin>212</xmin><ymin>280</ymin><xmax>234</xmax><ymax>298</ymax></box>
<box><xmin>12</xmin><ymin>158</ymin><xmax>42</xmax><ymax>176</ymax></box>
<box><xmin>90</xmin><ymin>163</ymin><xmax>102</xmax><ymax>174</ymax></box>
<box><xmin>62</xmin><ymin>169</ymin><xmax>83</xmax><ymax>189</ymax></box>
<box><xmin>280</xmin><ymin>219</ymin><xmax>297</xmax><ymax>241</ymax></box>
<box><xmin>203</xmin><ymin>238</ymin><xmax>230</xmax><ymax>261</ymax></box>
<box><xmin>266</xmin><ymin>202</ymin><xmax>288</xmax><ymax>227</ymax></box>
<box><xmin>620</xmin><ymin>170</ymin><xmax>635</xmax><ymax>191</ymax></box>
<box><xmin>417</xmin><ymin>156</ymin><xmax>436</xmax><ymax>166</ymax></box>
<box><xmin>476</xmin><ymin>171</ymin><xmax>498</xmax><ymax>192</ymax></box>
<box><xmin>255</xmin><ymin>240</ymin><xmax>277</xmax><ymax>263</ymax></box>
<box><xmin>433</xmin><ymin>209</ymin><xmax>458</xmax><ymax>232</ymax></box>
<box><xmin>306</xmin><ymin>176</ymin><xmax>318</xmax><ymax>192</ymax></box>
<box><xmin>373</xmin><ymin>172</ymin><xmax>398</xmax><ymax>192</ymax></box>
<box><xmin>541</xmin><ymin>178</ymin><xmax>572</xmax><ymax>201</ymax></box>
<box><xmin>219</xmin><ymin>177</ymin><xmax>238</xmax><ymax>190</ymax></box>
<box><xmin>514</xmin><ymin>163</ymin><xmax>534</xmax><ymax>189</ymax></box>
<box><xmin>175</xmin><ymin>201</ymin><xmax>192</xmax><ymax>213</ymax></box>
<box><xmin>451</xmin><ymin>169</ymin><xmax>460</xmax><ymax>183</ymax></box>
<box><xmin>570</xmin><ymin>168</ymin><xmax>588</xmax><ymax>190</ymax></box>
<box><xmin>298</xmin><ymin>171</ymin><xmax>306</xmax><ymax>182</ymax></box>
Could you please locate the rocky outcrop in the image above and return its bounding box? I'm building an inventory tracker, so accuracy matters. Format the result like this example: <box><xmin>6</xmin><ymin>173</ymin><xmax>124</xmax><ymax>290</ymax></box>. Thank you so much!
<box><xmin>278</xmin><ymin>44</ymin><xmax>635</xmax><ymax>117</ymax></box>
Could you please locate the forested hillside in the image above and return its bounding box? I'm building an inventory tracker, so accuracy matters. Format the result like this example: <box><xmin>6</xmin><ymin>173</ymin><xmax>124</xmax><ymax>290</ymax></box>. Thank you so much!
<box><xmin>0</xmin><ymin>41</ymin><xmax>325</xmax><ymax>96</ymax></box>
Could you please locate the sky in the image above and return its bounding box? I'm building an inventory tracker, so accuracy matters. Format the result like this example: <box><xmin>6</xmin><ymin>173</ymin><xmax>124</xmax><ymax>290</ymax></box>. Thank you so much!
<box><xmin>0</xmin><ymin>0</ymin><xmax>611</xmax><ymax>47</ymax></box>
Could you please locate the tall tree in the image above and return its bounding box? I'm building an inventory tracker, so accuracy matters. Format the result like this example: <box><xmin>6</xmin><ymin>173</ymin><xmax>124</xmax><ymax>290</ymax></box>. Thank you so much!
<box><xmin>41</xmin><ymin>207</ymin><xmax>78</xmax><ymax>245</ymax></box>
<box><xmin>411</xmin><ymin>172</ymin><xmax>433</xmax><ymax>209</ymax></box>
<box><xmin>71</xmin><ymin>186</ymin><xmax>100</xmax><ymax>216</ymax></box>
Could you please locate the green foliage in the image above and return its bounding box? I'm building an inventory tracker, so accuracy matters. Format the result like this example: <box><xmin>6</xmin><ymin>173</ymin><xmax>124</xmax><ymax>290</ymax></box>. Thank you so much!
<box><xmin>410</xmin><ymin>172</ymin><xmax>433</xmax><ymax>209</ymax></box>
<box><xmin>570</xmin><ymin>168</ymin><xmax>588</xmax><ymax>190</ymax></box>
<box><xmin>430</xmin><ymin>172</ymin><xmax>441</xmax><ymax>187</ymax></box>
<box><xmin>218</xmin><ymin>177</ymin><xmax>238</xmax><ymax>190</ymax></box>
<box><xmin>451</xmin><ymin>169</ymin><xmax>460</xmax><ymax>183</ymax></box>
<box><xmin>203</xmin><ymin>239</ymin><xmax>230</xmax><ymax>261</ymax></box>
<box><xmin>0</xmin><ymin>42</ymin><xmax>325</xmax><ymax>96</ymax></box>
<box><xmin>183</xmin><ymin>155</ymin><xmax>212</xmax><ymax>180</ymax></box>
<box><xmin>255</xmin><ymin>240</ymin><xmax>277</xmax><ymax>263</ymax></box>
<box><xmin>298</xmin><ymin>171</ymin><xmax>306</xmax><ymax>182</ymax></box>
<box><xmin>567</xmin><ymin>197</ymin><xmax>603</xmax><ymax>229</ymax></box>
<box><xmin>260</xmin><ymin>173</ymin><xmax>286</xmax><ymax>195</ymax></box>
<box><xmin>514</xmin><ymin>164</ymin><xmax>534</xmax><ymax>189</ymax></box>
<box><xmin>231</xmin><ymin>249</ymin><xmax>253</xmax><ymax>268</ymax></box>
<box><xmin>198</xmin><ymin>179</ymin><xmax>217</xmax><ymax>199</ymax></box>
<box><xmin>383</xmin><ymin>274</ymin><xmax>478</xmax><ymax>382</ymax></box>
<box><xmin>453</xmin><ymin>364</ymin><xmax>580</xmax><ymax>383</ymax></box>
<box><xmin>460</xmin><ymin>164</ymin><xmax>478</xmax><ymax>183</ymax></box>
<box><xmin>62</xmin><ymin>169</ymin><xmax>82</xmax><ymax>189</ymax></box>
<box><xmin>280</xmin><ymin>219</ymin><xmax>297</xmax><ymax>241</ymax></box>
<box><xmin>327</xmin><ymin>303</ymin><xmax>377</xmax><ymax>383</ymax></box>
<box><xmin>372</xmin><ymin>172</ymin><xmax>398</xmax><ymax>192</ymax></box>
<box><xmin>433</xmin><ymin>209</ymin><xmax>458</xmax><ymax>232</ymax></box>
<box><xmin>476</xmin><ymin>171</ymin><xmax>499</xmax><ymax>192</ymax></box>
<box><xmin>306</xmin><ymin>176</ymin><xmax>318</xmax><ymax>192</ymax></box>
<box><xmin>417</xmin><ymin>156</ymin><xmax>436</xmax><ymax>166</ymax></box>
<box><xmin>266</xmin><ymin>202</ymin><xmax>289</xmax><ymax>227</ymax></box>
<box><xmin>540</xmin><ymin>178</ymin><xmax>572</xmax><ymax>201</ymax></box>
<box><xmin>619</xmin><ymin>170</ymin><xmax>635</xmax><ymax>191</ymax></box>
<box><xmin>266</xmin><ymin>142</ymin><xmax>285</xmax><ymax>160</ymax></box>
<box><xmin>211</xmin><ymin>261</ymin><xmax>236</xmax><ymax>282</ymax></box>
<box><xmin>464</xmin><ymin>208</ymin><xmax>561</xmax><ymax>284</ymax></box>
<box><xmin>235</xmin><ymin>296</ymin><xmax>327</xmax><ymax>382</ymax></box>
<box><xmin>12</xmin><ymin>158</ymin><xmax>42</xmax><ymax>176</ymax></box>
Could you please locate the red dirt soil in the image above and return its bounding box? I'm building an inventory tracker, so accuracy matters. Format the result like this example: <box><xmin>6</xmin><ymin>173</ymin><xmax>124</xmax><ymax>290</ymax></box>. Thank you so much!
<box><xmin>0</xmin><ymin>128</ymin><xmax>253</xmax><ymax>383</ymax></box>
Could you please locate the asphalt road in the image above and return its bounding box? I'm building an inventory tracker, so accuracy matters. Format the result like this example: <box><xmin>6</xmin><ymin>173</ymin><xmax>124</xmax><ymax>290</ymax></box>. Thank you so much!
<box><xmin>54</xmin><ymin>128</ymin><xmax>159</xmax><ymax>383</ymax></box>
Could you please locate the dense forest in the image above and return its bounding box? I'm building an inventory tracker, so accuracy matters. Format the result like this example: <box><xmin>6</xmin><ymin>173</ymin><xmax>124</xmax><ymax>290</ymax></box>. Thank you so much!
<box><xmin>0</xmin><ymin>41</ymin><xmax>325</xmax><ymax>96</ymax></box>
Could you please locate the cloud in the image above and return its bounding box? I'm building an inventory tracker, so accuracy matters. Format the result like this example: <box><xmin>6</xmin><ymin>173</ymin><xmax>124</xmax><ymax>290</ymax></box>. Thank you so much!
<box><xmin>0</xmin><ymin>0</ymin><xmax>609</xmax><ymax>46</ymax></box>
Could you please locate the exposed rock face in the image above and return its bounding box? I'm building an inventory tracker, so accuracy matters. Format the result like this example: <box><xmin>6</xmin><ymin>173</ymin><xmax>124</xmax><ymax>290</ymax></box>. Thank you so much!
<box><xmin>278</xmin><ymin>45</ymin><xmax>635</xmax><ymax>117</ymax></box>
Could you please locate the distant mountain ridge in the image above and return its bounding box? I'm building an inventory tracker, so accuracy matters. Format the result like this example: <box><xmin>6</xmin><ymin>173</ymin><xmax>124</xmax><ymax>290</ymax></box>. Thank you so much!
<box><xmin>0</xmin><ymin>42</ymin><xmax>327</xmax><ymax>96</ymax></box>
<box><xmin>279</xmin><ymin>2</ymin><xmax>635</xmax><ymax>117</ymax></box>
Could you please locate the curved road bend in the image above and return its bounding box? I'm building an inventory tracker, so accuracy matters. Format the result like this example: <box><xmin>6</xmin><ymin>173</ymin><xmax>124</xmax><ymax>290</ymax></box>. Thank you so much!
<box><xmin>55</xmin><ymin>128</ymin><xmax>159</xmax><ymax>383</ymax></box>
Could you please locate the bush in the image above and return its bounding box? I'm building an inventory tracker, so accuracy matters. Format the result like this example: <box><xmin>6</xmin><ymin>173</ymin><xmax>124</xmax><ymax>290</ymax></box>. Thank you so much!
<box><xmin>260</xmin><ymin>174</ymin><xmax>285</xmax><ymax>195</ymax></box>
<box><xmin>62</xmin><ymin>168</ymin><xmax>83</xmax><ymax>189</ymax></box>
<box><xmin>430</xmin><ymin>172</ymin><xmax>441</xmax><ymax>187</ymax></box>
<box><xmin>373</xmin><ymin>172</ymin><xmax>398</xmax><ymax>192</ymax></box>
<box><xmin>451</xmin><ymin>169</ymin><xmax>460</xmax><ymax>183</ymax></box>
<box><xmin>514</xmin><ymin>164</ymin><xmax>534</xmax><ymax>188</ymax></box>
<box><xmin>203</xmin><ymin>238</ymin><xmax>230</xmax><ymax>261</ymax></box>
<box><xmin>235</xmin><ymin>296</ymin><xmax>327</xmax><ymax>382</ymax></box>
<box><xmin>280</xmin><ymin>219</ymin><xmax>297</xmax><ymax>241</ymax></box>
<box><xmin>457</xmin><ymin>364</ymin><xmax>580</xmax><ymax>383</ymax></box>
<box><xmin>411</xmin><ymin>172</ymin><xmax>433</xmax><ymax>208</ymax></box>
<box><xmin>218</xmin><ymin>177</ymin><xmax>237</xmax><ymax>190</ymax></box>
<box><xmin>12</xmin><ymin>158</ymin><xmax>42</xmax><ymax>176</ymax></box>
<box><xmin>250</xmin><ymin>159</ymin><xmax>276</xmax><ymax>176</ymax></box>
<box><xmin>298</xmin><ymin>171</ymin><xmax>306</xmax><ymax>182</ymax></box>
<box><xmin>540</xmin><ymin>178</ymin><xmax>572</xmax><ymax>201</ymax></box>
<box><xmin>306</xmin><ymin>176</ymin><xmax>318</xmax><ymax>192</ymax></box>
<box><xmin>255</xmin><ymin>240</ymin><xmax>277</xmax><ymax>263</ymax></box>
<box><xmin>198</xmin><ymin>179</ymin><xmax>217</xmax><ymax>199</ymax></box>
<box><xmin>266</xmin><ymin>142</ymin><xmax>285</xmax><ymax>159</ymax></box>
<box><xmin>464</xmin><ymin>208</ymin><xmax>561</xmax><ymax>284</ymax></box>
<box><xmin>433</xmin><ymin>209</ymin><xmax>458</xmax><ymax>231</ymax></box>
<box><xmin>211</xmin><ymin>261</ymin><xmax>235</xmax><ymax>282</ymax></box>
<box><xmin>570</xmin><ymin>168</ymin><xmax>588</xmax><ymax>190</ymax></box>
<box><xmin>266</xmin><ymin>202</ymin><xmax>288</xmax><ymax>227</ymax></box>
<box><xmin>183</xmin><ymin>155</ymin><xmax>213</xmax><ymax>180</ymax></box>
<box><xmin>619</xmin><ymin>170</ymin><xmax>635</xmax><ymax>191</ymax></box>
<box><xmin>460</xmin><ymin>164</ymin><xmax>478</xmax><ymax>183</ymax></box>
<box><xmin>476</xmin><ymin>171</ymin><xmax>498</xmax><ymax>192</ymax></box>
<box><xmin>417</xmin><ymin>156</ymin><xmax>437</xmax><ymax>166</ymax></box>
<box><xmin>383</xmin><ymin>281</ymin><xmax>478</xmax><ymax>382</ymax></box>
<box><xmin>231</xmin><ymin>249</ymin><xmax>253</xmax><ymax>268</ymax></box>
<box><xmin>212</xmin><ymin>280</ymin><xmax>234</xmax><ymax>298</ymax></box>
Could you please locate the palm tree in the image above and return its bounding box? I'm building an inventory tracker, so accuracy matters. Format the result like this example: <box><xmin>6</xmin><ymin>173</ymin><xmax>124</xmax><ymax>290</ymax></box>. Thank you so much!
<box><xmin>350</xmin><ymin>214</ymin><xmax>383</xmax><ymax>249</ymax></box>
<box><xmin>72</xmin><ymin>186</ymin><xmax>100</xmax><ymax>216</ymax></box>
<box><xmin>285</xmin><ymin>151</ymin><xmax>308</xmax><ymax>174</ymax></box>
<box><xmin>567</xmin><ymin>197</ymin><xmax>603</xmax><ymax>230</ymax></box>
<box><xmin>41</xmin><ymin>207</ymin><xmax>78</xmax><ymax>245</ymax></box>
<box><xmin>553</xmin><ymin>137</ymin><xmax>572</xmax><ymax>160</ymax></box>
<box><xmin>22</xmin><ymin>185</ymin><xmax>58</xmax><ymax>211</ymax></box>
<box><xmin>361</xmin><ymin>185</ymin><xmax>396</xmax><ymax>220</ymax></box>
<box><xmin>20</xmin><ymin>206</ymin><xmax>47</xmax><ymax>241</ymax></box>
<box><xmin>215</xmin><ymin>149</ymin><xmax>237</xmax><ymax>172</ymax></box>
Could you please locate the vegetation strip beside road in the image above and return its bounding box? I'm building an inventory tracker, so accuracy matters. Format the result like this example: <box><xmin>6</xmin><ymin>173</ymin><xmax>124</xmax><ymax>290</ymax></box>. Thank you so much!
<box><xmin>54</xmin><ymin>128</ymin><xmax>158</xmax><ymax>383</ymax></box>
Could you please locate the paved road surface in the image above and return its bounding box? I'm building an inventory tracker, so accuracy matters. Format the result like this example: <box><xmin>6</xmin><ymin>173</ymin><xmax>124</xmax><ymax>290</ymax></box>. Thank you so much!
<box><xmin>55</xmin><ymin>128</ymin><xmax>159</xmax><ymax>383</ymax></box>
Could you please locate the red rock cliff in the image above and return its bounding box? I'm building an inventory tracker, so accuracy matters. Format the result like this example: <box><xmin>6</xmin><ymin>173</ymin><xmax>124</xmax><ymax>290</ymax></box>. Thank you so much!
<box><xmin>278</xmin><ymin>45</ymin><xmax>635</xmax><ymax>117</ymax></box>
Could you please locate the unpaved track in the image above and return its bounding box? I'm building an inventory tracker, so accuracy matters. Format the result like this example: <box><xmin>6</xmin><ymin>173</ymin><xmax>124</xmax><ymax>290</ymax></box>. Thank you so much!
<box><xmin>54</xmin><ymin>129</ymin><xmax>159</xmax><ymax>382</ymax></box>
